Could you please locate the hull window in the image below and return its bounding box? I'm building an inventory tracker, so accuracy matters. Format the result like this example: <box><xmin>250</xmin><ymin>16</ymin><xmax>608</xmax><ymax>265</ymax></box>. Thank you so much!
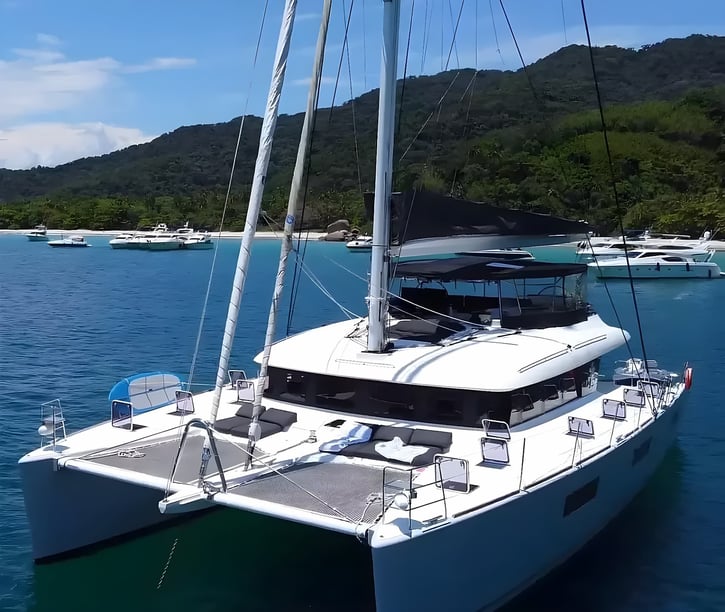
<box><xmin>563</xmin><ymin>477</ymin><xmax>599</xmax><ymax>517</ymax></box>
<box><xmin>632</xmin><ymin>437</ymin><xmax>652</xmax><ymax>466</ymax></box>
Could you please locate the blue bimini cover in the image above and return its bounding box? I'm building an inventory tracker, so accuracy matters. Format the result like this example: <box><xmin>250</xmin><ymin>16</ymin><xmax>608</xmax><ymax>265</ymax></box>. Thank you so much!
<box><xmin>108</xmin><ymin>371</ymin><xmax>186</xmax><ymax>413</ymax></box>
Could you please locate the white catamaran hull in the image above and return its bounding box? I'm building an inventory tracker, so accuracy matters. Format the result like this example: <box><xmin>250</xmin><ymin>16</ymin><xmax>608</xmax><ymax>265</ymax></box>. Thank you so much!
<box><xmin>19</xmin><ymin>453</ymin><xmax>172</xmax><ymax>560</ymax></box>
<box><xmin>371</xmin><ymin>399</ymin><xmax>683</xmax><ymax>612</ymax></box>
<box><xmin>21</xmin><ymin>392</ymin><xmax>683</xmax><ymax>612</ymax></box>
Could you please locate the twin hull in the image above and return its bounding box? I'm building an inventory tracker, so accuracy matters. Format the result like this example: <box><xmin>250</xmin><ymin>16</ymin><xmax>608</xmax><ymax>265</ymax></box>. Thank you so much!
<box><xmin>20</xmin><ymin>398</ymin><xmax>683</xmax><ymax>610</ymax></box>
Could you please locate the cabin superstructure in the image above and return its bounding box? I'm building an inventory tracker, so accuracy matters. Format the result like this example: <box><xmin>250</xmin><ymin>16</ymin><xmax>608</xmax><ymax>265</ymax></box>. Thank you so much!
<box><xmin>260</xmin><ymin>256</ymin><xmax>623</xmax><ymax>429</ymax></box>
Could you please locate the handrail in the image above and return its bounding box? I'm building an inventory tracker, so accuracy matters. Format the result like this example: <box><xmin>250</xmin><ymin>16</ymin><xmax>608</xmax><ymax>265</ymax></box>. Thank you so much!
<box><xmin>166</xmin><ymin>418</ymin><xmax>227</xmax><ymax>493</ymax></box>
<box><xmin>381</xmin><ymin>462</ymin><xmax>449</xmax><ymax>534</ymax></box>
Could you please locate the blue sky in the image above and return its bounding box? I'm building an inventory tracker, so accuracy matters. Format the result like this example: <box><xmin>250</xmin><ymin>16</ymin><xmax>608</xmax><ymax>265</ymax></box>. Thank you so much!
<box><xmin>1</xmin><ymin>0</ymin><xmax>724</xmax><ymax>169</ymax></box>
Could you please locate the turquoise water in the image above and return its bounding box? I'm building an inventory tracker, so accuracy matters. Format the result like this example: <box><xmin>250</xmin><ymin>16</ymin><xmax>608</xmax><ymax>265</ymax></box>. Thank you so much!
<box><xmin>1</xmin><ymin>236</ymin><xmax>724</xmax><ymax>611</ymax></box>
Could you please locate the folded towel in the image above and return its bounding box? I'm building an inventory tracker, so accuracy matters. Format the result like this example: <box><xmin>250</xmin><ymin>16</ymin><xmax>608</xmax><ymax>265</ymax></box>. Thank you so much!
<box><xmin>375</xmin><ymin>436</ymin><xmax>430</xmax><ymax>463</ymax></box>
<box><xmin>319</xmin><ymin>421</ymin><xmax>373</xmax><ymax>452</ymax></box>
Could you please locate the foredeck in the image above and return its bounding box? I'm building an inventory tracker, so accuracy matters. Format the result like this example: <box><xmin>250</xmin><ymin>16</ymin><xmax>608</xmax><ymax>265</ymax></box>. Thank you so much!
<box><xmin>49</xmin><ymin>378</ymin><xmax>682</xmax><ymax>543</ymax></box>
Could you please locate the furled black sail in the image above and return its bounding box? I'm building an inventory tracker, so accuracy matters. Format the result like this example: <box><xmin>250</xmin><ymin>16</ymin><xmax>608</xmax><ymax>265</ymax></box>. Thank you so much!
<box><xmin>364</xmin><ymin>190</ymin><xmax>591</xmax><ymax>256</ymax></box>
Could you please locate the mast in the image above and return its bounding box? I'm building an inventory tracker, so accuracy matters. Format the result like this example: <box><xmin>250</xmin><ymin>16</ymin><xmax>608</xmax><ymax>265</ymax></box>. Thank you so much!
<box><xmin>245</xmin><ymin>0</ymin><xmax>333</xmax><ymax>466</ymax></box>
<box><xmin>209</xmin><ymin>0</ymin><xmax>298</xmax><ymax>423</ymax></box>
<box><xmin>367</xmin><ymin>0</ymin><xmax>401</xmax><ymax>353</ymax></box>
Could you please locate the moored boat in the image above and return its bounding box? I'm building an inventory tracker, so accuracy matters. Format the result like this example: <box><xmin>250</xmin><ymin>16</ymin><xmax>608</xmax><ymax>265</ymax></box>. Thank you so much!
<box><xmin>588</xmin><ymin>250</ymin><xmax>722</xmax><ymax>279</ymax></box>
<box><xmin>25</xmin><ymin>225</ymin><xmax>49</xmax><ymax>241</ymax></box>
<box><xmin>47</xmin><ymin>235</ymin><xmax>89</xmax><ymax>248</ymax></box>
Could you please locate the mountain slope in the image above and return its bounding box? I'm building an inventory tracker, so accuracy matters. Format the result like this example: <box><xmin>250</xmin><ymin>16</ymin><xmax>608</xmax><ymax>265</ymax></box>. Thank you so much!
<box><xmin>2</xmin><ymin>35</ymin><xmax>725</xmax><ymax>205</ymax></box>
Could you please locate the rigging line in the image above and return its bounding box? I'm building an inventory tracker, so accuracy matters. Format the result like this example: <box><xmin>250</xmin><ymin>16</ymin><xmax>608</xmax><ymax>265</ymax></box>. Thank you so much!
<box><xmin>585</xmin><ymin>236</ymin><xmax>637</xmax><ymax>360</ymax></box>
<box><xmin>579</xmin><ymin>0</ymin><xmax>651</xmax><ymax>373</ymax></box>
<box><xmin>447</xmin><ymin>0</ymin><xmax>462</xmax><ymax>69</ymax></box>
<box><xmin>497</xmin><ymin>0</ymin><xmax>540</xmax><ymax>106</ymax></box>
<box><xmin>259</xmin><ymin>212</ymin><xmax>361</xmax><ymax>320</ymax></box>
<box><xmin>443</xmin><ymin>0</ymin><xmax>466</xmax><ymax>71</ymax></box>
<box><xmin>186</xmin><ymin>0</ymin><xmax>271</xmax><ymax>390</ymax></box>
<box><xmin>398</xmin><ymin>71</ymin><xmax>461</xmax><ymax>162</ymax></box>
<box><xmin>561</xmin><ymin>0</ymin><xmax>568</xmax><ymax>44</ymax></box>
<box><xmin>395</xmin><ymin>0</ymin><xmax>416</xmax><ymax>147</ymax></box>
<box><xmin>361</xmin><ymin>0</ymin><xmax>367</xmax><ymax>91</ymax></box>
<box><xmin>488</xmin><ymin>0</ymin><xmax>504</xmax><ymax>64</ymax></box>
<box><xmin>451</xmin><ymin>3</ymin><xmax>481</xmax><ymax>193</ymax></box>
<box><xmin>475</xmin><ymin>0</ymin><xmax>478</xmax><ymax>68</ymax></box>
<box><xmin>342</xmin><ymin>3</ymin><xmax>364</xmax><ymax>195</ymax></box>
<box><xmin>498</xmin><ymin>0</ymin><xmax>573</xmax><ymax>193</ymax></box>
<box><xmin>287</xmin><ymin>26</ymin><xmax>327</xmax><ymax>337</ymax></box>
<box><xmin>420</xmin><ymin>0</ymin><xmax>431</xmax><ymax>73</ymax></box>
<box><xmin>450</xmin><ymin>69</ymin><xmax>478</xmax><ymax>192</ymax></box>
<box><xmin>260</xmin><ymin>213</ymin><xmax>362</xmax><ymax>320</ymax></box>
<box><xmin>328</xmin><ymin>0</ymin><xmax>356</xmax><ymax>122</ymax></box>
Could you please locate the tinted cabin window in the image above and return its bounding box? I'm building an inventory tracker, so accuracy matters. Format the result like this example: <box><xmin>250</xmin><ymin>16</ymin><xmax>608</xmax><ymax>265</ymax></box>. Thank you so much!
<box><xmin>265</xmin><ymin>360</ymin><xmax>598</xmax><ymax>428</ymax></box>
<box><xmin>563</xmin><ymin>477</ymin><xmax>599</xmax><ymax>517</ymax></box>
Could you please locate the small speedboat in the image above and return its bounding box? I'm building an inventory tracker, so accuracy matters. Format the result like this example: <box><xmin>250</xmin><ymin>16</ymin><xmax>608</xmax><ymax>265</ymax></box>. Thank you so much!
<box><xmin>48</xmin><ymin>235</ymin><xmax>89</xmax><ymax>248</ymax></box>
<box><xmin>589</xmin><ymin>250</ymin><xmax>722</xmax><ymax>279</ymax></box>
<box><xmin>346</xmin><ymin>235</ymin><xmax>372</xmax><ymax>250</ymax></box>
<box><xmin>25</xmin><ymin>225</ymin><xmax>49</xmax><ymax>241</ymax></box>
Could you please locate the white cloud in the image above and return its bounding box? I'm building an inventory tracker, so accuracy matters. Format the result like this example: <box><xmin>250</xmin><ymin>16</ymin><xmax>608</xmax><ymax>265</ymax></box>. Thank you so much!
<box><xmin>0</xmin><ymin>122</ymin><xmax>155</xmax><ymax>169</ymax></box>
<box><xmin>36</xmin><ymin>33</ymin><xmax>62</xmax><ymax>46</ymax></box>
<box><xmin>0</xmin><ymin>35</ymin><xmax>196</xmax><ymax>122</ymax></box>
<box><xmin>290</xmin><ymin>75</ymin><xmax>336</xmax><ymax>87</ymax></box>
<box><xmin>123</xmin><ymin>56</ymin><xmax>197</xmax><ymax>73</ymax></box>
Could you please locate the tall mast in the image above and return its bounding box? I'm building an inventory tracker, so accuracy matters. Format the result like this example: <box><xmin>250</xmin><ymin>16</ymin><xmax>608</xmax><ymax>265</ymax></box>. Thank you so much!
<box><xmin>367</xmin><ymin>0</ymin><xmax>401</xmax><ymax>353</ymax></box>
<box><xmin>209</xmin><ymin>0</ymin><xmax>298</xmax><ymax>423</ymax></box>
<box><xmin>245</xmin><ymin>0</ymin><xmax>333</xmax><ymax>465</ymax></box>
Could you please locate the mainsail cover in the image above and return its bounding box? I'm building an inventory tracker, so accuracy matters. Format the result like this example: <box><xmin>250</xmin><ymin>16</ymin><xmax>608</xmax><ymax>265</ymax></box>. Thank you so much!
<box><xmin>363</xmin><ymin>190</ymin><xmax>591</xmax><ymax>257</ymax></box>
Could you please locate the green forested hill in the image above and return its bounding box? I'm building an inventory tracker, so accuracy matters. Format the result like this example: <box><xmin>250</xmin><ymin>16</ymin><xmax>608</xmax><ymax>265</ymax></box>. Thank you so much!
<box><xmin>2</xmin><ymin>35</ymin><xmax>725</xmax><ymax>233</ymax></box>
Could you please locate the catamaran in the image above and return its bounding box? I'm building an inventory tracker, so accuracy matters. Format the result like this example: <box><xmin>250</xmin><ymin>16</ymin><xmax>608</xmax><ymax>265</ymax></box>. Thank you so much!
<box><xmin>20</xmin><ymin>2</ymin><xmax>692</xmax><ymax>610</ymax></box>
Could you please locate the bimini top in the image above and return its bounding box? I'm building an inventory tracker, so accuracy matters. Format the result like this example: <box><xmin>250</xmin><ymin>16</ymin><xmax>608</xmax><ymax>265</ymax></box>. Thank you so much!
<box><xmin>108</xmin><ymin>371</ymin><xmax>185</xmax><ymax>413</ymax></box>
<box><xmin>393</xmin><ymin>256</ymin><xmax>587</xmax><ymax>282</ymax></box>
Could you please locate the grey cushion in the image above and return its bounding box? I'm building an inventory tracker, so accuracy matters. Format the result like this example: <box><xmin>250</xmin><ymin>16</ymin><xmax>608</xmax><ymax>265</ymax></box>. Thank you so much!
<box><xmin>409</xmin><ymin>428</ymin><xmax>452</xmax><ymax>450</ymax></box>
<box><xmin>259</xmin><ymin>408</ymin><xmax>297</xmax><ymax>429</ymax></box>
<box><xmin>372</xmin><ymin>425</ymin><xmax>413</xmax><ymax>444</ymax></box>
<box><xmin>337</xmin><ymin>442</ymin><xmax>382</xmax><ymax>461</ymax></box>
<box><xmin>215</xmin><ymin>415</ymin><xmax>282</xmax><ymax>439</ymax></box>
<box><xmin>214</xmin><ymin>415</ymin><xmax>249</xmax><ymax>435</ymax></box>
<box><xmin>234</xmin><ymin>404</ymin><xmax>297</xmax><ymax>430</ymax></box>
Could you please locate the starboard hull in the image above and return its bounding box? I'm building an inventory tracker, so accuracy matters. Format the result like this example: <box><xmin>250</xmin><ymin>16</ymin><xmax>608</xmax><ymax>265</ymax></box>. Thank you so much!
<box><xmin>370</xmin><ymin>397</ymin><xmax>684</xmax><ymax>612</ymax></box>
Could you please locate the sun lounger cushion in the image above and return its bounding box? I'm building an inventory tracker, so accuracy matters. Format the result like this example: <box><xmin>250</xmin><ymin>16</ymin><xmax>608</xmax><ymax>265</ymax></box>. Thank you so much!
<box><xmin>257</xmin><ymin>408</ymin><xmax>297</xmax><ymax>429</ymax></box>
<box><xmin>409</xmin><ymin>428</ymin><xmax>452</xmax><ymax>449</ymax></box>
<box><xmin>333</xmin><ymin>425</ymin><xmax>452</xmax><ymax>466</ymax></box>
<box><xmin>216</xmin><ymin>406</ymin><xmax>297</xmax><ymax>439</ymax></box>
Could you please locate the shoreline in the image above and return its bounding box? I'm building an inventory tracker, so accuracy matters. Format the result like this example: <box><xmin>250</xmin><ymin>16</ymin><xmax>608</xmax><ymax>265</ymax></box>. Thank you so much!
<box><xmin>0</xmin><ymin>229</ymin><xmax>329</xmax><ymax>240</ymax></box>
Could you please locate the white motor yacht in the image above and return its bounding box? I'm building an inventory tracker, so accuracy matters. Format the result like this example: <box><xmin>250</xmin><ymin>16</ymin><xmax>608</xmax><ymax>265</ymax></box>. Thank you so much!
<box><xmin>346</xmin><ymin>235</ymin><xmax>373</xmax><ymax>250</ymax></box>
<box><xmin>588</xmin><ymin>250</ymin><xmax>722</xmax><ymax>279</ymax></box>
<box><xmin>108</xmin><ymin>232</ymin><xmax>136</xmax><ymax>249</ymax></box>
<box><xmin>25</xmin><ymin>225</ymin><xmax>49</xmax><ymax>241</ymax></box>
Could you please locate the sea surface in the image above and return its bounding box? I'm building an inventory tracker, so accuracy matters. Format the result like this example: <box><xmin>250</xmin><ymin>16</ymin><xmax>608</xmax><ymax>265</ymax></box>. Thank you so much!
<box><xmin>1</xmin><ymin>235</ymin><xmax>724</xmax><ymax>611</ymax></box>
